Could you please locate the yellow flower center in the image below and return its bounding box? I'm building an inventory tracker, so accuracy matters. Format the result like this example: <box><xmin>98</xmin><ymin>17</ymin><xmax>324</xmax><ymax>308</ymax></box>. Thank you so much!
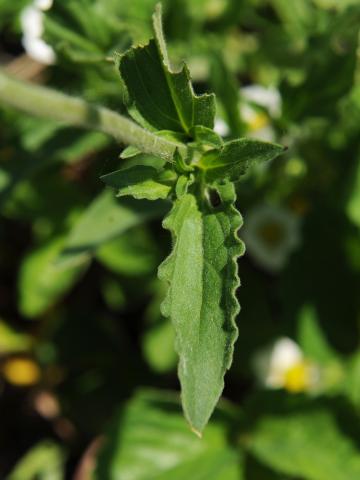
<box><xmin>2</xmin><ymin>358</ymin><xmax>41</xmax><ymax>386</ymax></box>
<box><xmin>249</xmin><ymin>112</ymin><xmax>269</xmax><ymax>131</ymax></box>
<box><xmin>257</xmin><ymin>222</ymin><xmax>285</xmax><ymax>247</ymax></box>
<box><xmin>283</xmin><ymin>361</ymin><xmax>312</xmax><ymax>393</ymax></box>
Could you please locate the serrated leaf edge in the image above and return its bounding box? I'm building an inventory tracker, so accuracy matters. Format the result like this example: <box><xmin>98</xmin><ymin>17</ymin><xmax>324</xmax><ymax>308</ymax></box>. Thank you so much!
<box><xmin>158</xmin><ymin>182</ymin><xmax>245</xmax><ymax>433</ymax></box>
<box><xmin>118</xmin><ymin>3</ymin><xmax>215</xmax><ymax>135</ymax></box>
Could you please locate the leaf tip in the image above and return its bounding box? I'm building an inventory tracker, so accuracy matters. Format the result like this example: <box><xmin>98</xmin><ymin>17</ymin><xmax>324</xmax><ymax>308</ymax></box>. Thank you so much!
<box><xmin>154</xmin><ymin>2</ymin><xmax>163</xmax><ymax>14</ymax></box>
<box><xmin>190</xmin><ymin>425</ymin><xmax>203</xmax><ymax>438</ymax></box>
<box><xmin>152</xmin><ymin>2</ymin><xmax>164</xmax><ymax>32</ymax></box>
<box><xmin>99</xmin><ymin>173</ymin><xmax>109</xmax><ymax>184</ymax></box>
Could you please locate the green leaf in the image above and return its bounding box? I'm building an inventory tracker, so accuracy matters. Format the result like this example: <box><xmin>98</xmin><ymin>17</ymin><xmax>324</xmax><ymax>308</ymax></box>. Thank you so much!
<box><xmin>96</xmin><ymin>389</ymin><xmax>243</xmax><ymax>480</ymax></box>
<box><xmin>143</xmin><ymin>319</ymin><xmax>177</xmax><ymax>373</ymax></box>
<box><xmin>199</xmin><ymin>138</ymin><xmax>285</xmax><ymax>183</ymax></box>
<box><xmin>270</xmin><ymin>0</ymin><xmax>315</xmax><ymax>38</ymax></box>
<box><xmin>158</xmin><ymin>182</ymin><xmax>244</xmax><ymax>434</ymax></box>
<box><xmin>297</xmin><ymin>304</ymin><xmax>337</xmax><ymax>364</ymax></box>
<box><xmin>347</xmin><ymin>152</ymin><xmax>360</xmax><ymax>227</ymax></box>
<box><xmin>18</xmin><ymin>236</ymin><xmax>88</xmax><ymax>318</ymax></box>
<box><xmin>8</xmin><ymin>440</ymin><xmax>65</xmax><ymax>480</ymax></box>
<box><xmin>58</xmin><ymin>190</ymin><xmax>168</xmax><ymax>267</ymax></box>
<box><xmin>120</xmin><ymin>145</ymin><xmax>142</xmax><ymax>159</ymax></box>
<box><xmin>345</xmin><ymin>351</ymin><xmax>360</xmax><ymax>408</ymax></box>
<box><xmin>96</xmin><ymin>227</ymin><xmax>158</xmax><ymax>277</ymax></box>
<box><xmin>118</xmin><ymin>4</ymin><xmax>216</xmax><ymax>134</ymax></box>
<box><xmin>142</xmin><ymin>281</ymin><xmax>177</xmax><ymax>373</ymax></box>
<box><xmin>244</xmin><ymin>455</ymin><xmax>287</xmax><ymax>480</ymax></box>
<box><xmin>210</xmin><ymin>53</ymin><xmax>244</xmax><ymax>137</ymax></box>
<box><xmin>249</xmin><ymin>409</ymin><xmax>360</xmax><ymax>480</ymax></box>
<box><xmin>101</xmin><ymin>165</ymin><xmax>176</xmax><ymax>200</ymax></box>
<box><xmin>190</xmin><ymin>125</ymin><xmax>224</xmax><ymax>148</ymax></box>
<box><xmin>120</xmin><ymin>152</ymin><xmax>167</xmax><ymax>170</ymax></box>
<box><xmin>0</xmin><ymin>320</ymin><xmax>31</xmax><ymax>355</ymax></box>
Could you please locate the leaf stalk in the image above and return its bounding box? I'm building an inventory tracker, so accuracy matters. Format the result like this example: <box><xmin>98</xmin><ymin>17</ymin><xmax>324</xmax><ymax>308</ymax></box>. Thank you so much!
<box><xmin>0</xmin><ymin>69</ymin><xmax>186</xmax><ymax>161</ymax></box>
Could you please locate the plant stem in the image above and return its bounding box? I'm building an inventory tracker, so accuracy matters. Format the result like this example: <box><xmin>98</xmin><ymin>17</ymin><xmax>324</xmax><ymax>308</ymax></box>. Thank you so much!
<box><xmin>0</xmin><ymin>69</ymin><xmax>185</xmax><ymax>161</ymax></box>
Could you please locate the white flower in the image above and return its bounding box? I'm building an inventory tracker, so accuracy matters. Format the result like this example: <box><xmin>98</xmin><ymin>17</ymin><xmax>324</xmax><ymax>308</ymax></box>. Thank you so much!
<box><xmin>240</xmin><ymin>103</ymin><xmax>275</xmax><ymax>141</ymax></box>
<box><xmin>239</xmin><ymin>84</ymin><xmax>281</xmax><ymax>141</ymax></box>
<box><xmin>241</xmin><ymin>85</ymin><xmax>281</xmax><ymax>117</ymax></box>
<box><xmin>20</xmin><ymin>2</ymin><xmax>56</xmax><ymax>65</ymax></box>
<box><xmin>214</xmin><ymin>118</ymin><xmax>230</xmax><ymax>137</ymax></box>
<box><xmin>242</xmin><ymin>204</ymin><xmax>300</xmax><ymax>272</ymax></box>
<box><xmin>253</xmin><ymin>337</ymin><xmax>320</xmax><ymax>393</ymax></box>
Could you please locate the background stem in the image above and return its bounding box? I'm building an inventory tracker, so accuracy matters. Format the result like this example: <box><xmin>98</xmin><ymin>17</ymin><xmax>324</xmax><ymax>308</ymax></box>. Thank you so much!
<box><xmin>0</xmin><ymin>69</ymin><xmax>185</xmax><ymax>161</ymax></box>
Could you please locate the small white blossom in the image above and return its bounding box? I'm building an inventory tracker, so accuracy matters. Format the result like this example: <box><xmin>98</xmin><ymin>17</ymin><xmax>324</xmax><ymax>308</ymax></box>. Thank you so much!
<box><xmin>240</xmin><ymin>103</ymin><xmax>276</xmax><ymax>141</ymax></box>
<box><xmin>239</xmin><ymin>84</ymin><xmax>281</xmax><ymax>141</ymax></box>
<box><xmin>241</xmin><ymin>85</ymin><xmax>282</xmax><ymax>118</ymax></box>
<box><xmin>253</xmin><ymin>337</ymin><xmax>320</xmax><ymax>393</ymax></box>
<box><xmin>242</xmin><ymin>204</ymin><xmax>301</xmax><ymax>272</ymax></box>
<box><xmin>20</xmin><ymin>2</ymin><xmax>56</xmax><ymax>65</ymax></box>
<box><xmin>256</xmin><ymin>338</ymin><xmax>302</xmax><ymax>388</ymax></box>
<box><xmin>214</xmin><ymin>118</ymin><xmax>230</xmax><ymax>137</ymax></box>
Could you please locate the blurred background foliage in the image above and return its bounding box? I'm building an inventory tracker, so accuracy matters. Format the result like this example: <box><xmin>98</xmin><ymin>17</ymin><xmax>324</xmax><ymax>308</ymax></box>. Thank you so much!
<box><xmin>1</xmin><ymin>0</ymin><xmax>360</xmax><ymax>478</ymax></box>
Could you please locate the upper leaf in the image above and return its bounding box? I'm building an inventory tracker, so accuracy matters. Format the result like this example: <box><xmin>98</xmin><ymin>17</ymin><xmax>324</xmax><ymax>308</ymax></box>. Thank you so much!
<box><xmin>118</xmin><ymin>4</ymin><xmax>216</xmax><ymax>134</ymax></box>
<box><xmin>158</xmin><ymin>182</ymin><xmax>245</xmax><ymax>434</ymax></box>
<box><xmin>199</xmin><ymin>138</ymin><xmax>286</xmax><ymax>182</ymax></box>
<box><xmin>101</xmin><ymin>165</ymin><xmax>176</xmax><ymax>200</ymax></box>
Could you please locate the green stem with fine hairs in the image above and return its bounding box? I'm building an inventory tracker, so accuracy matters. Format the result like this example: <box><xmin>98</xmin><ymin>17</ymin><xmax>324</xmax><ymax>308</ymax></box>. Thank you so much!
<box><xmin>0</xmin><ymin>69</ymin><xmax>185</xmax><ymax>161</ymax></box>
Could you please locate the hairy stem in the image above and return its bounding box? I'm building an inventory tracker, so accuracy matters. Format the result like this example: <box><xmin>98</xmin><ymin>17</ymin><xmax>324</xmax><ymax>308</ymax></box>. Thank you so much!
<box><xmin>0</xmin><ymin>69</ymin><xmax>185</xmax><ymax>161</ymax></box>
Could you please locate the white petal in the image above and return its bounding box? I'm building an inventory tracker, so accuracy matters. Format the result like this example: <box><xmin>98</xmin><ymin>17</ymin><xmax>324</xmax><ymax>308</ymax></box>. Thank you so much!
<box><xmin>269</xmin><ymin>338</ymin><xmax>303</xmax><ymax>374</ymax></box>
<box><xmin>248</xmin><ymin>125</ymin><xmax>275</xmax><ymax>142</ymax></box>
<box><xmin>34</xmin><ymin>0</ymin><xmax>53</xmax><ymax>11</ymax></box>
<box><xmin>242</xmin><ymin>204</ymin><xmax>301</xmax><ymax>273</ymax></box>
<box><xmin>253</xmin><ymin>337</ymin><xmax>302</xmax><ymax>388</ymax></box>
<box><xmin>241</xmin><ymin>85</ymin><xmax>282</xmax><ymax>117</ymax></box>
<box><xmin>22</xmin><ymin>36</ymin><xmax>56</xmax><ymax>65</ymax></box>
<box><xmin>240</xmin><ymin>104</ymin><xmax>256</xmax><ymax>124</ymax></box>
<box><xmin>20</xmin><ymin>6</ymin><xmax>44</xmax><ymax>38</ymax></box>
<box><xmin>214</xmin><ymin>118</ymin><xmax>230</xmax><ymax>137</ymax></box>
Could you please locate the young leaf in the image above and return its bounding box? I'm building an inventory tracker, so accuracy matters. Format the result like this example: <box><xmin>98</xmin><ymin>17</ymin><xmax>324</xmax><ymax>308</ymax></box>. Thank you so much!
<box><xmin>199</xmin><ymin>138</ymin><xmax>286</xmax><ymax>182</ymax></box>
<box><xmin>346</xmin><ymin>152</ymin><xmax>360</xmax><ymax>227</ymax></box>
<box><xmin>118</xmin><ymin>4</ymin><xmax>215</xmax><ymax>134</ymax></box>
<box><xmin>96</xmin><ymin>390</ymin><xmax>243</xmax><ymax>480</ymax></box>
<box><xmin>96</xmin><ymin>227</ymin><xmax>158</xmax><ymax>277</ymax></box>
<box><xmin>120</xmin><ymin>145</ymin><xmax>142</xmax><ymax>159</ymax></box>
<box><xmin>120</xmin><ymin>152</ymin><xmax>167</xmax><ymax>170</ymax></box>
<box><xmin>190</xmin><ymin>125</ymin><xmax>224</xmax><ymax>148</ymax></box>
<box><xmin>101</xmin><ymin>165</ymin><xmax>176</xmax><ymax>200</ymax></box>
<box><xmin>249</xmin><ymin>409</ymin><xmax>360</xmax><ymax>480</ymax></box>
<box><xmin>297</xmin><ymin>304</ymin><xmax>337</xmax><ymax>364</ymax></box>
<box><xmin>0</xmin><ymin>320</ymin><xmax>31</xmax><ymax>355</ymax></box>
<box><xmin>18</xmin><ymin>235</ymin><xmax>88</xmax><ymax>318</ymax></box>
<box><xmin>58</xmin><ymin>190</ymin><xmax>167</xmax><ymax>267</ymax></box>
<box><xmin>158</xmin><ymin>182</ymin><xmax>245</xmax><ymax>434</ymax></box>
<box><xmin>210</xmin><ymin>53</ymin><xmax>245</xmax><ymax>137</ymax></box>
<box><xmin>8</xmin><ymin>441</ymin><xmax>65</xmax><ymax>480</ymax></box>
